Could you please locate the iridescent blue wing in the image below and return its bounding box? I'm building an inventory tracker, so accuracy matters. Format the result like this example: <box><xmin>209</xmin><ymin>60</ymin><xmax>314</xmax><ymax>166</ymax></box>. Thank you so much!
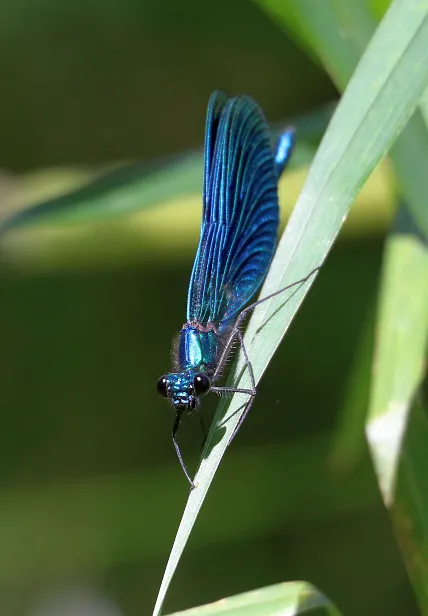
<box><xmin>187</xmin><ymin>91</ymin><xmax>283</xmax><ymax>326</ymax></box>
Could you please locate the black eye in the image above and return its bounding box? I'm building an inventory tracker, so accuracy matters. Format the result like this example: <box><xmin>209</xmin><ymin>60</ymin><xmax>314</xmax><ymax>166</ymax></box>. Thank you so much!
<box><xmin>193</xmin><ymin>373</ymin><xmax>210</xmax><ymax>396</ymax></box>
<box><xmin>156</xmin><ymin>376</ymin><xmax>168</xmax><ymax>398</ymax></box>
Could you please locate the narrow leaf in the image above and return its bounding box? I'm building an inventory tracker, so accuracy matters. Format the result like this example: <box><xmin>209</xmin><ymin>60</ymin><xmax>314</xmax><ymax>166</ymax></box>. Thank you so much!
<box><xmin>166</xmin><ymin>581</ymin><xmax>341</xmax><ymax>616</ymax></box>
<box><xmin>366</xmin><ymin>208</ymin><xmax>428</xmax><ymax>610</ymax></box>
<box><xmin>153</xmin><ymin>2</ymin><xmax>428</xmax><ymax>614</ymax></box>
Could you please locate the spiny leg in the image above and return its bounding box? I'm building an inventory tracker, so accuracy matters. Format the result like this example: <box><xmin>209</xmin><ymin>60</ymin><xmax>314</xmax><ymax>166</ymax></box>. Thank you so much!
<box><xmin>231</xmin><ymin>393</ymin><xmax>256</xmax><ymax>442</ymax></box>
<box><xmin>210</xmin><ymin>385</ymin><xmax>255</xmax><ymax>444</ymax></box>
<box><xmin>172</xmin><ymin>411</ymin><xmax>195</xmax><ymax>489</ymax></box>
<box><xmin>228</xmin><ymin>328</ymin><xmax>257</xmax><ymax>442</ymax></box>
<box><xmin>212</xmin><ymin>266</ymin><xmax>320</xmax><ymax>439</ymax></box>
<box><xmin>211</xmin><ymin>328</ymin><xmax>257</xmax><ymax>442</ymax></box>
<box><xmin>234</xmin><ymin>265</ymin><xmax>320</xmax><ymax>339</ymax></box>
<box><xmin>213</xmin><ymin>266</ymin><xmax>320</xmax><ymax>384</ymax></box>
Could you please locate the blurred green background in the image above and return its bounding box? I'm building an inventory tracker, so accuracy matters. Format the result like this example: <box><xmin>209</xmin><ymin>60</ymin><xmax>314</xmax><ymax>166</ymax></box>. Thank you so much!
<box><xmin>0</xmin><ymin>1</ymin><xmax>418</xmax><ymax>615</ymax></box>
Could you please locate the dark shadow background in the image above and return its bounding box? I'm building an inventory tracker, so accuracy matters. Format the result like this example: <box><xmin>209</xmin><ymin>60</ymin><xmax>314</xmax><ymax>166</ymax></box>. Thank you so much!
<box><xmin>0</xmin><ymin>1</ymin><xmax>417</xmax><ymax>615</ymax></box>
<box><xmin>0</xmin><ymin>0</ymin><xmax>334</xmax><ymax>171</ymax></box>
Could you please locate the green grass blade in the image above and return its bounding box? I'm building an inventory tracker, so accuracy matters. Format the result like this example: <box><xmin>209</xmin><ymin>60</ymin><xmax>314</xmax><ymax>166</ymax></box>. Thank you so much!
<box><xmin>390</xmin><ymin>111</ymin><xmax>428</xmax><ymax>238</ymax></box>
<box><xmin>0</xmin><ymin>155</ymin><xmax>394</xmax><ymax>274</ymax></box>
<box><xmin>0</xmin><ymin>105</ymin><xmax>332</xmax><ymax>236</ymax></box>
<box><xmin>165</xmin><ymin>582</ymin><xmax>341</xmax><ymax>616</ymax></box>
<box><xmin>366</xmin><ymin>209</ymin><xmax>428</xmax><ymax>610</ymax></box>
<box><xmin>152</xmin><ymin>2</ymin><xmax>428</xmax><ymax>614</ymax></box>
<box><xmin>0</xmin><ymin>155</ymin><xmax>203</xmax><ymax>232</ymax></box>
<box><xmin>260</xmin><ymin>3</ymin><xmax>428</xmax><ymax>607</ymax></box>
<box><xmin>260</xmin><ymin>0</ymin><xmax>428</xmax><ymax>470</ymax></box>
<box><xmin>261</xmin><ymin>0</ymin><xmax>428</xmax><ymax>240</ymax></box>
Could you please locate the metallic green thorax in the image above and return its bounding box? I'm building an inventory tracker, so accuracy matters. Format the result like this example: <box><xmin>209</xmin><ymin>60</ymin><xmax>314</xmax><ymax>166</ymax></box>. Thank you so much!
<box><xmin>176</xmin><ymin>322</ymin><xmax>221</xmax><ymax>374</ymax></box>
<box><xmin>164</xmin><ymin>322</ymin><xmax>224</xmax><ymax>411</ymax></box>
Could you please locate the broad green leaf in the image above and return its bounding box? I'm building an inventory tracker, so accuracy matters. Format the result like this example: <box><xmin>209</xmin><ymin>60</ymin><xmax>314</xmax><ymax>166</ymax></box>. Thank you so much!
<box><xmin>165</xmin><ymin>582</ymin><xmax>341</xmax><ymax>616</ymax></box>
<box><xmin>152</xmin><ymin>2</ymin><xmax>428</xmax><ymax>614</ymax></box>
<box><xmin>366</xmin><ymin>209</ymin><xmax>428</xmax><ymax>610</ymax></box>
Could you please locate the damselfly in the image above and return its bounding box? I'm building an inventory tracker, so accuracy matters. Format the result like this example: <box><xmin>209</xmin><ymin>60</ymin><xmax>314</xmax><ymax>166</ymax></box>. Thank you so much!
<box><xmin>157</xmin><ymin>91</ymin><xmax>318</xmax><ymax>487</ymax></box>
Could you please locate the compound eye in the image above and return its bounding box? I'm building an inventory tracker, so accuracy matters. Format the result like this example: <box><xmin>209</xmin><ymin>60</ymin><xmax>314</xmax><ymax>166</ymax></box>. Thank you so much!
<box><xmin>193</xmin><ymin>373</ymin><xmax>210</xmax><ymax>396</ymax></box>
<box><xmin>156</xmin><ymin>375</ymin><xmax>168</xmax><ymax>398</ymax></box>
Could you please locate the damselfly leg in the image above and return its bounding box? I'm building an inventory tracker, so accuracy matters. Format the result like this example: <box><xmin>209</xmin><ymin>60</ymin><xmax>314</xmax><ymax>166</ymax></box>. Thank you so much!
<box><xmin>211</xmin><ymin>266</ymin><xmax>320</xmax><ymax>443</ymax></box>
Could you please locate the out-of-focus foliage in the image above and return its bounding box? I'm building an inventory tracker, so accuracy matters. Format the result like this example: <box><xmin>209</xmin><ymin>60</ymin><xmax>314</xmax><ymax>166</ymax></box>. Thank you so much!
<box><xmin>1</xmin><ymin>0</ymin><xmax>428</xmax><ymax>615</ymax></box>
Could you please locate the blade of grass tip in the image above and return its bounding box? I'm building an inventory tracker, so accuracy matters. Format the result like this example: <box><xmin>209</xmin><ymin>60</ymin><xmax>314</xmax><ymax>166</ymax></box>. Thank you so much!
<box><xmin>152</xmin><ymin>3</ymin><xmax>428</xmax><ymax>614</ymax></box>
<box><xmin>393</xmin><ymin>396</ymin><xmax>428</xmax><ymax>612</ymax></box>
<box><xmin>366</xmin><ymin>206</ymin><xmax>428</xmax><ymax>610</ymax></box>
<box><xmin>165</xmin><ymin>581</ymin><xmax>341</xmax><ymax>616</ymax></box>
<box><xmin>367</xmin><ymin>212</ymin><xmax>428</xmax><ymax>474</ymax></box>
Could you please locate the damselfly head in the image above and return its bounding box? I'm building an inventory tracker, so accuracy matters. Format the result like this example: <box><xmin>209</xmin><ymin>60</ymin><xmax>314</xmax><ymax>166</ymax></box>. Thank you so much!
<box><xmin>156</xmin><ymin>370</ymin><xmax>211</xmax><ymax>412</ymax></box>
